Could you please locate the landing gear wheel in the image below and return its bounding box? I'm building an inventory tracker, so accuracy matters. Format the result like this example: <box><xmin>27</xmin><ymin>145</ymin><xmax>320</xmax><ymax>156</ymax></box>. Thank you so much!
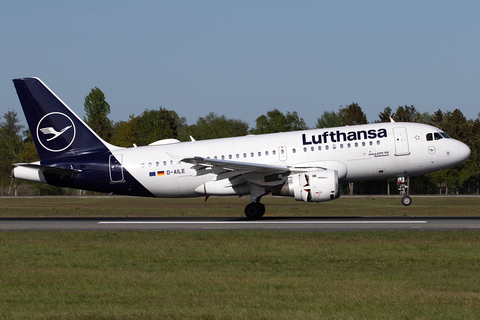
<box><xmin>244</xmin><ymin>202</ymin><xmax>265</xmax><ymax>219</ymax></box>
<box><xmin>401</xmin><ymin>196</ymin><xmax>412</xmax><ymax>206</ymax></box>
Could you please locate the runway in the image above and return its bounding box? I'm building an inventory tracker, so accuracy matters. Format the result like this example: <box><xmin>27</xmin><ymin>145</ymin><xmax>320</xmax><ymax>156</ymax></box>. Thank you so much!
<box><xmin>2</xmin><ymin>217</ymin><xmax>480</xmax><ymax>231</ymax></box>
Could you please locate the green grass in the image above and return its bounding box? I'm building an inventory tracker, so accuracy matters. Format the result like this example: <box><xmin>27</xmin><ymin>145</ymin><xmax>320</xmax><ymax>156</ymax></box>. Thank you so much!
<box><xmin>0</xmin><ymin>195</ymin><xmax>479</xmax><ymax>217</ymax></box>
<box><xmin>1</xmin><ymin>197</ymin><xmax>479</xmax><ymax>318</ymax></box>
<box><xmin>1</xmin><ymin>231</ymin><xmax>480</xmax><ymax>319</ymax></box>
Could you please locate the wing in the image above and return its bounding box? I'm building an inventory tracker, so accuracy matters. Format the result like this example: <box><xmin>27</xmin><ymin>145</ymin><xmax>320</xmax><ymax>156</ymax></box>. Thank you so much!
<box><xmin>182</xmin><ymin>156</ymin><xmax>291</xmax><ymax>186</ymax></box>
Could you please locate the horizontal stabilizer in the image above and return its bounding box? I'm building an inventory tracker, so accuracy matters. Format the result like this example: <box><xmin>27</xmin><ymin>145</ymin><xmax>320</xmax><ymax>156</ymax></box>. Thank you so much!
<box><xmin>14</xmin><ymin>163</ymin><xmax>82</xmax><ymax>174</ymax></box>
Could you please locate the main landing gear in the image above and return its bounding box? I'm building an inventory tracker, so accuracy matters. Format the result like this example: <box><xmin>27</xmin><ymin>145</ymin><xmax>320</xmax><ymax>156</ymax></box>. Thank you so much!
<box><xmin>244</xmin><ymin>185</ymin><xmax>268</xmax><ymax>219</ymax></box>
<box><xmin>244</xmin><ymin>202</ymin><xmax>266</xmax><ymax>219</ymax></box>
<box><xmin>397</xmin><ymin>177</ymin><xmax>412</xmax><ymax>206</ymax></box>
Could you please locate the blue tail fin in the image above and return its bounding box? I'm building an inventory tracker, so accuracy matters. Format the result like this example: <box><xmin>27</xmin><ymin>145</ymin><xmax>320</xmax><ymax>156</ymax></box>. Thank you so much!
<box><xmin>13</xmin><ymin>77</ymin><xmax>111</xmax><ymax>161</ymax></box>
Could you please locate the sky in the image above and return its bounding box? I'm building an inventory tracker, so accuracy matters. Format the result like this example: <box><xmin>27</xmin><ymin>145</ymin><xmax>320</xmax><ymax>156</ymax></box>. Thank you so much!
<box><xmin>1</xmin><ymin>1</ymin><xmax>479</xmax><ymax>130</ymax></box>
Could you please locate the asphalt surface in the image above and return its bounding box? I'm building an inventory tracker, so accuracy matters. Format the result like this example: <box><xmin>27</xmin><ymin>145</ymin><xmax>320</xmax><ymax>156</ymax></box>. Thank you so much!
<box><xmin>2</xmin><ymin>217</ymin><xmax>480</xmax><ymax>231</ymax></box>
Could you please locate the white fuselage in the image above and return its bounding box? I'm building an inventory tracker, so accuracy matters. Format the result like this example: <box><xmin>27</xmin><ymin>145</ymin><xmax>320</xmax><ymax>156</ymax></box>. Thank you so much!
<box><xmin>114</xmin><ymin>122</ymin><xmax>470</xmax><ymax>198</ymax></box>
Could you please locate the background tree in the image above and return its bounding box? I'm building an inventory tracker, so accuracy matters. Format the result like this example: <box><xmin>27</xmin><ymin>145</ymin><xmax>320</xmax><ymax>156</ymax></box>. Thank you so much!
<box><xmin>377</xmin><ymin>106</ymin><xmax>392</xmax><ymax>123</ymax></box>
<box><xmin>17</xmin><ymin>130</ymin><xmax>39</xmax><ymax>163</ymax></box>
<box><xmin>136</xmin><ymin>108</ymin><xmax>180</xmax><ymax>145</ymax></box>
<box><xmin>417</xmin><ymin>112</ymin><xmax>433</xmax><ymax>125</ymax></box>
<box><xmin>340</xmin><ymin>102</ymin><xmax>368</xmax><ymax>126</ymax></box>
<box><xmin>468</xmin><ymin>117</ymin><xmax>480</xmax><ymax>194</ymax></box>
<box><xmin>252</xmin><ymin>109</ymin><xmax>307</xmax><ymax>134</ymax></box>
<box><xmin>179</xmin><ymin>112</ymin><xmax>249</xmax><ymax>140</ymax></box>
<box><xmin>316</xmin><ymin>110</ymin><xmax>344</xmax><ymax>128</ymax></box>
<box><xmin>391</xmin><ymin>105</ymin><xmax>418</xmax><ymax>122</ymax></box>
<box><xmin>111</xmin><ymin>115</ymin><xmax>140</xmax><ymax>147</ymax></box>
<box><xmin>83</xmin><ymin>87</ymin><xmax>113</xmax><ymax>142</ymax></box>
<box><xmin>431</xmin><ymin>109</ymin><xmax>445</xmax><ymax>128</ymax></box>
<box><xmin>0</xmin><ymin>111</ymin><xmax>24</xmax><ymax>194</ymax></box>
<box><xmin>442</xmin><ymin>109</ymin><xmax>469</xmax><ymax>142</ymax></box>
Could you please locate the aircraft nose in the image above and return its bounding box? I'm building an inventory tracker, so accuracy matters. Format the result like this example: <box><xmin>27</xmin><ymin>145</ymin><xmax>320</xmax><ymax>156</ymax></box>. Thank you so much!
<box><xmin>457</xmin><ymin>141</ymin><xmax>471</xmax><ymax>163</ymax></box>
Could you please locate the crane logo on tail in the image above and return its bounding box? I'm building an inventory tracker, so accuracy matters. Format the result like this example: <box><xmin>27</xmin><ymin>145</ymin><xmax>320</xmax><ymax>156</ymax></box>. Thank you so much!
<box><xmin>36</xmin><ymin>112</ymin><xmax>76</xmax><ymax>152</ymax></box>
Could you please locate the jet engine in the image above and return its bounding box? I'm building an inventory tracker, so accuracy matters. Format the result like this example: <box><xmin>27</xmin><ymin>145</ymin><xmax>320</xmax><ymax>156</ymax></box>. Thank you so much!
<box><xmin>272</xmin><ymin>170</ymin><xmax>340</xmax><ymax>203</ymax></box>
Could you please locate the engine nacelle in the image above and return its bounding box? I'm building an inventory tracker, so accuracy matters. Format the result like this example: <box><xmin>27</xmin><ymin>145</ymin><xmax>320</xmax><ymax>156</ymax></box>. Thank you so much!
<box><xmin>273</xmin><ymin>170</ymin><xmax>340</xmax><ymax>203</ymax></box>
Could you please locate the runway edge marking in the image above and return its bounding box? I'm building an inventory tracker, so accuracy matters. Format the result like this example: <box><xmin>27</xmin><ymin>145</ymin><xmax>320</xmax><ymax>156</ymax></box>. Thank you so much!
<box><xmin>98</xmin><ymin>221</ymin><xmax>428</xmax><ymax>225</ymax></box>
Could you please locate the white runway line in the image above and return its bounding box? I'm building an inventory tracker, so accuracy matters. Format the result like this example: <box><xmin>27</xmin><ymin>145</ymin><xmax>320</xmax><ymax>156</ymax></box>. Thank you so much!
<box><xmin>98</xmin><ymin>220</ymin><xmax>427</xmax><ymax>225</ymax></box>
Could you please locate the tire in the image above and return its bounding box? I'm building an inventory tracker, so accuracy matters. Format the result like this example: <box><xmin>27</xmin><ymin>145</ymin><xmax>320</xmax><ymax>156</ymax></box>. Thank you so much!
<box><xmin>401</xmin><ymin>196</ymin><xmax>412</xmax><ymax>206</ymax></box>
<box><xmin>244</xmin><ymin>202</ymin><xmax>265</xmax><ymax>219</ymax></box>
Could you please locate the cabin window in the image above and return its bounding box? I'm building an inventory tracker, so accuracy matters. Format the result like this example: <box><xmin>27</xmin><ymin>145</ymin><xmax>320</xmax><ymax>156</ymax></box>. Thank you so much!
<box><xmin>347</xmin><ymin>143</ymin><xmax>351</xmax><ymax>148</ymax></box>
<box><xmin>156</xmin><ymin>161</ymin><xmax>159</xmax><ymax>166</ymax></box>
<box><xmin>293</xmin><ymin>148</ymin><xmax>296</xmax><ymax>153</ymax></box>
<box><xmin>141</xmin><ymin>163</ymin><xmax>145</xmax><ymax>168</ymax></box>
<box><xmin>362</xmin><ymin>142</ymin><xmax>366</xmax><ymax>147</ymax></box>
<box><xmin>377</xmin><ymin>140</ymin><xmax>380</xmax><ymax>145</ymax></box>
<box><xmin>325</xmin><ymin>145</ymin><xmax>329</xmax><ymax>150</ymax></box>
<box><xmin>243</xmin><ymin>153</ymin><xmax>247</xmax><ymax>158</ymax></box>
<box><xmin>251</xmin><ymin>152</ymin><xmax>254</xmax><ymax>157</ymax></box>
<box><xmin>148</xmin><ymin>162</ymin><xmax>152</xmax><ymax>167</ymax></box>
<box><xmin>229</xmin><ymin>155</ymin><xmax>232</xmax><ymax>159</ymax></box>
<box><xmin>333</xmin><ymin>144</ymin><xmax>337</xmax><ymax>149</ymax></box>
<box><xmin>272</xmin><ymin>150</ymin><xmax>276</xmax><ymax>155</ymax></box>
<box><xmin>258</xmin><ymin>152</ymin><xmax>262</xmax><ymax>156</ymax></box>
<box><xmin>355</xmin><ymin>142</ymin><xmax>358</xmax><ymax>147</ymax></box>
<box><xmin>214</xmin><ymin>156</ymin><xmax>218</xmax><ymax>159</ymax></box>
<box><xmin>221</xmin><ymin>155</ymin><xmax>225</xmax><ymax>160</ymax></box>
<box><xmin>340</xmin><ymin>144</ymin><xmax>344</xmax><ymax>149</ymax></box>
<box><xmin>369</xmin><ymin>141</ymin><xmax>373</xmax><ymax>146</ymax></box>
<box><xmin>236</xmin><ymin>154</ymin><xmax>239</xmax><ymax>159</ymax></box>
<box><xmin>303</xmin><ymin>147</ymin><xmax>307</xmax><ymax>152</ymax></box>
<box><xmin>265</xmin><ymin>151</ymin><xmax>269</xmax><ymax>156</ymax></box>
<box><xmin>311</xmin><ymin>147</ymin><xmax>314</xmax><ymax>151</ymax></box>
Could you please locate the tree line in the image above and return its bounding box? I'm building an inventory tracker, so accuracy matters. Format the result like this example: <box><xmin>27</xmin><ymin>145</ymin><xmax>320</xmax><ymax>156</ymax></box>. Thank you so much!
<box><xmin>1</xmin><ymin>87</ymin><xmax>478</xmax><ymax>195</ymax></box>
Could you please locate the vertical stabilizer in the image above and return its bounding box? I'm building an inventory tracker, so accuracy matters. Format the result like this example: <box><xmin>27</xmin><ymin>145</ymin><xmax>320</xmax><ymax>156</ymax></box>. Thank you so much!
<box><xmin>13</xmin><ymin>77</ymin><xmax>113</xmax><ymax>161</ymax></box>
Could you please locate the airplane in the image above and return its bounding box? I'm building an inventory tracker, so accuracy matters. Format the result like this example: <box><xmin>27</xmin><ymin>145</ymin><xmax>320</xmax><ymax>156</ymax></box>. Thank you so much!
<box><xmin>11</xmin><ymin>77</ymin><xmax>471</xmax><ymax>219</ymax></box>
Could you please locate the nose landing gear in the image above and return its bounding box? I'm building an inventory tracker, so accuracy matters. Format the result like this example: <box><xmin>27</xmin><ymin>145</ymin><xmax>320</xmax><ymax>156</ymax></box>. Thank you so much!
<box><xmin>397</xmin><ymin>177</ymin><xmax>411</xmax><ymax>206</ymax></box>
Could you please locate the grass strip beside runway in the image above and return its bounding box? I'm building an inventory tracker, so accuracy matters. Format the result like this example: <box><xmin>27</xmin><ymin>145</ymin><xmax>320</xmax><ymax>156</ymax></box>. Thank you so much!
<box><xmin>0</xmin><ymin>196</ymin><xmax>479</xmax><ymax>217</ymax></box>
<box><xmin>1</xmin><ymin>231</ymin><xmax>480</xmax><ymax>319</ymax></box>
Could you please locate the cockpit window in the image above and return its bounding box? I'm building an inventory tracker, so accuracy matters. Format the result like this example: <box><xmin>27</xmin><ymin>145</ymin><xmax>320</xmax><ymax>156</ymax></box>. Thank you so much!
<box><xmin>427</xmin><ymin>132</ymin><xmax>451</xmax><ymax>141</ymax></box>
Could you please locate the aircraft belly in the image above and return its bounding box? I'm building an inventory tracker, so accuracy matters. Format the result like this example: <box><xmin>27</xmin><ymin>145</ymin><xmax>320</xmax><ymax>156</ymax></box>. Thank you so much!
<box><xmin>137</xmin><ymin>172</ymin><xmax>210</xmax><ymax>198</ymax></box>
<box><xmin>142</xmin><ymin>174</ymin><xmax>180</xmax><ymax>197</ymax></box>
<box><xmin>178</xmin><ymin>175</ymin><xmax>211</xmax><ymax>197</ymax></box>
<box><xmin>346</xmin><ymin>158</ymin><xmax>374</xmax><ymax>181</ymax></box>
